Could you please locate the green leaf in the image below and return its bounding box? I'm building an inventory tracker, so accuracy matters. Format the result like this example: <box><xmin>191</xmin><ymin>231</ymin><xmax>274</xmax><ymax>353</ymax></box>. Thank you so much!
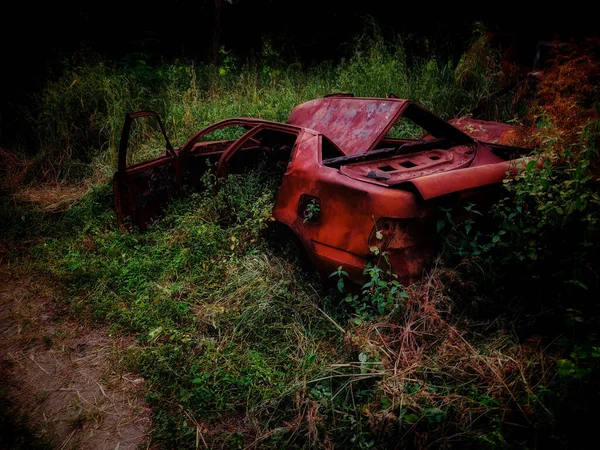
<box><xmin>424</xmin><ymin>408</ymin><xmax>447</xmax><ymax>423</ymax></box>
<box><xmin>564</xmin><ymin>279</ymin><xmax>588</xmax><ymax>290</ymax></box>
<box><xmin>437</xmin><ymin>219</ymin><xmax>445</xmax><ymax>233</ymax></box>
<box><xmin>557</xmin><ymin>359</ymin><xmax>577</xmax><ymax>377</ymax></box>
<box><xmin>148</xmin><ymin>326</ymin><xmax>163</xmax><ymax>339</ymax></box>
<box><xmin>403</xmin><ymin>414</ymin><xmax>420</xmax><ymax>423</ymax></box>
<box><xmin>358</xmin><ymin>352</ymin><xmax>368</xmax><ymax>363</ymax></box>
<box><xmin>408</xmin><ymin>384</ymin><xmax>420</xmax><ymax>394</ymax></box>
<box><xmin>380</xmin><ymin>396</ymin><xmax>392</xmax><ymax>408</ymax></box>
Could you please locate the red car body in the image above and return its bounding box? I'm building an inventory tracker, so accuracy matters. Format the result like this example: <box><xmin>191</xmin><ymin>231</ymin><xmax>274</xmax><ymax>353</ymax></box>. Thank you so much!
<box><xmin>114</xmin><ymin>95</ymin><xmax>530</xmax><ymax>283</ymax></box>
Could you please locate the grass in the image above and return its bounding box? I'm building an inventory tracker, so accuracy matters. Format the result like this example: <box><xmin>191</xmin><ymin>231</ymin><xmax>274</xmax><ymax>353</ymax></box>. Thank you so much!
<box><xmin>34</xmin><ymin>172</ymin><xmax>347</xmax><ymax>447</ymax></box>
<box><xmin>10</xmin><ymin>31</ymin><xmax>517</xmax><ymax>184</ymax></box>
<box><xmin>31</xmin><ymin>176</ymin><xmax>554</xmax><ymax>448</ymax></box>
<box><xmin>2</xmin><ymin>31</ymin><xmax>598</xmax><ymax>449</ymax></box>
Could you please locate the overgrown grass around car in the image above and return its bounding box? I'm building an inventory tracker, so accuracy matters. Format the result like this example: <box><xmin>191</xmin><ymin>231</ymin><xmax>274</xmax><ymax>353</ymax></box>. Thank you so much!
<box><xmin>2</xmin><ymin>31</ymin><xmax>599</xmax><ymax>449</ymax></box>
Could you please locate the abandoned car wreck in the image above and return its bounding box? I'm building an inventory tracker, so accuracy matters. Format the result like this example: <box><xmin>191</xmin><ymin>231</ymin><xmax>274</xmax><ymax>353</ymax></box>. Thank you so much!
<box><xmin>113</xmin><ymin>95</ymin><xmax>531</xmax><ymax>284</ymax></box>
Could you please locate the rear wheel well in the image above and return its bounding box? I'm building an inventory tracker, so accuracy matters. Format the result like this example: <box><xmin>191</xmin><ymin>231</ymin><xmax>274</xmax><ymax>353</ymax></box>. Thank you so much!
<box><xmin>263</xmin><ymin>221</ymin><xmax>314</xmax><ymax>273</ymax></box>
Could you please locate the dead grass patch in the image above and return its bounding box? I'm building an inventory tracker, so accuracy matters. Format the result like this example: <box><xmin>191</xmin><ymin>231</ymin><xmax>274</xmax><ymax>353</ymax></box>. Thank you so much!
<box><xmin>340</xmin><ymin>263</ymin><xmax>554</xmax><ymax>444</ymax></box>
<box><xmin>0</xmin><ymin>147</ymin><xmax>32</xmax><ymax>189</ymax></box>
<box><xmin>12</xmin><ymin>183</ymin><xmax>91</xmax><ymax>213</ymax></box>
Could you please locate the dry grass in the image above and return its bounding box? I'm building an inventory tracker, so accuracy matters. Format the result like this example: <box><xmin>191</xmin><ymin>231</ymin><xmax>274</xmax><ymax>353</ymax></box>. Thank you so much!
<box><xmin>0</xmin><ymin>147</ymin><xmax>32</xmax><ymax>189</ymax></box>
<box><xmin>1</xmin><ymin>146</ymin><xmax>96</xmax><ymax>218</ymax></box>
<box><xmin>340</xmin><ymin>261</ymin><xmax>554</xmax><ymax>443</ymax></box>
<box><xmin>12</xmin><ymin>182</ymin><xmax>91</xmax><ymax>213</ymax></box>
<box><xmin>1</xmin><ymin>141</ymin><xmax>110</xmax><ymax>214</ymax></box>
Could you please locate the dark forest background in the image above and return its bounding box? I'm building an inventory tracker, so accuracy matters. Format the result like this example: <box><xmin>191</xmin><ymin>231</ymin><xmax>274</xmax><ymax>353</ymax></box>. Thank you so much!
<box><xmin>1</xmin><ymin>1</ymin><xmax>595</xmax><ymax>144</ymax></box>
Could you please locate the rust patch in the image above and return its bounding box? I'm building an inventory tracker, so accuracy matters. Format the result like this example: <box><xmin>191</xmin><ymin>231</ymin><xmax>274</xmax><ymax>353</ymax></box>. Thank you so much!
<box><xmin>448</xmin><ymin>117</ymin><xmax>520</xmax><ymax>145</ymax></box>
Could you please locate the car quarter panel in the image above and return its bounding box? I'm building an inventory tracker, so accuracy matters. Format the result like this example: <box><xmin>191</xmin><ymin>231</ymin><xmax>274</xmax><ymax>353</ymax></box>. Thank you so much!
<box><xmin>272</xmin><ymin>133</ymin><xmax>424</xmax><ymax>280</ymax></box>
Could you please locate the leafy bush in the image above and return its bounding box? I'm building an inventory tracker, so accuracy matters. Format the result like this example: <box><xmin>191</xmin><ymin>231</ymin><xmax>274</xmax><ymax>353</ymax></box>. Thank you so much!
<box><xmin>332</xmin><ymin>260</ymin><xmax>408</xmax><ymax>322</ymax></box>
<box><xmin>437</xmin><ymin>40</ymin><xmax>600</xmax><ymax>446</ymax></box>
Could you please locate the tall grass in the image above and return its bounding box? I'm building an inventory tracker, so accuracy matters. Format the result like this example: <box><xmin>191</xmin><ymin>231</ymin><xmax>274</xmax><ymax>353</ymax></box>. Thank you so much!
<box><xmin>30</xmin><ymin>168</ymin><xmax>557</xmax><ymax>448</ymax></box>
<box><xmin>22</xmin><ymin>32</ymin><xmax>511</xmax><ymax>183</ymax></box>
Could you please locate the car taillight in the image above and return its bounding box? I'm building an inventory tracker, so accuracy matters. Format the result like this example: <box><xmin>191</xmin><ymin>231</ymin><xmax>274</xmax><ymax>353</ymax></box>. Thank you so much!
<box><xmin>368</xmin><ymin>217</ymin><xmax>439</xmax><ymax>284</ymax></box>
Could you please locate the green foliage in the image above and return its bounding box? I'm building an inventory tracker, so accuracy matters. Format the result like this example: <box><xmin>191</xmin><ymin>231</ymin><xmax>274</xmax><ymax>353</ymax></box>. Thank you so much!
<box><xmin>0</xmin><ymin>195</ymin><xmax>50</xmax><ymax>247</ymax></box>
<box><xmin>440</xmin><ymin>117</ymin><xmax>600</xmax><ymax>306</ymax></box>
<box><xmin>19</xmin><ymin>25</ymin><xmax>512</xmax><ymax>184</ymax></box>
<box><xmin>437</xmin><ymin>111</ymin><xmax>600</xmax><ymax>447</ymax></box>
<box><xmin>332</xmin><ymin>256</ymin><xmax>408</xmax><ymax>322</ymax></box>
<box><xmin>29</xmin><ymin>167</ymin><xmax>344</xmax><ymax>447</ymax></box>
<box><xmin>217</xmin><ymin>46</ymin><xmax>238</xmax><ymax>76</ymax></box>
<box><xmin>336</xmin><ymin>29</ymin><xmax>509</xmax><ymax>121</ymax></box>
<box><xmin>31</xmin><ymin>57</ymin><xmax>150</xmax><ymax>180</ymax></box>
<box><xmin>556</xmin><ymin>343</ymin><xmax>600</xmax><ymax>379</ymax></box>
<box><xmin>302</xmin><ymin>198</ymin><xmax>320</xmax><ymax>223</ymax></box>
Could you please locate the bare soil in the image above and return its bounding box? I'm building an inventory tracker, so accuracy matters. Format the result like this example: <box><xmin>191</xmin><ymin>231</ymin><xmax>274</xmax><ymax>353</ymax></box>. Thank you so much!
<box><xmin>0</xmin><ymin>265</ymin><xmax>151</xmax><ymax>449</ymax></box>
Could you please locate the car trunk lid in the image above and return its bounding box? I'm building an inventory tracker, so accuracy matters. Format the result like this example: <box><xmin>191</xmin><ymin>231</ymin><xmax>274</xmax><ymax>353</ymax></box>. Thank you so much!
<box><xmin>287</xmin><ymin>97</ymin><xmax>406</xmax><ymax>155</ymax></box>
<box><xmin>338</xmin><ymin>144</ymin><xmax>519</xmax><ymax>200</ymax></box>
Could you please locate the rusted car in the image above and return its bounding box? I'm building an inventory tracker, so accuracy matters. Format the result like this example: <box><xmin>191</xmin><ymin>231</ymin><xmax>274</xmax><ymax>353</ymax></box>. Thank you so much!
<box><xmin>114</xmin><ymin>95</ymin><xmax>530</xmax><ymax>283</ymax></box>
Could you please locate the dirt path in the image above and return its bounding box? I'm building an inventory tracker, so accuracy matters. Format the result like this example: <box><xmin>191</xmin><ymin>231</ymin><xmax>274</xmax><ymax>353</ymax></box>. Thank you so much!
<box><xmin>0</xmin><ymin>265</ymin><xmax>151</xmax><ymax>449</ymax></box>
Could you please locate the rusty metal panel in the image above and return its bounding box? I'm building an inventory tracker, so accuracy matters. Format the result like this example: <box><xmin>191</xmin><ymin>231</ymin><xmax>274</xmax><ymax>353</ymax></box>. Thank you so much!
<box><xmin>340</xmin><ymin>145</ymin><xmax>475</xmax><ymax>185</ymax></box>
<box><xmin>287</xmin><ymin>97</ymin><xmax>406</xmax><ymax>155</ymax></box>
<box><xmin>114</xmin><ymin>96</ymin><xmax>534</xmax><ymax>285</ymax></box>
<box><xmin>448</xmin><ymin>117</ymin><xmax>519</xmax><ymax>145</ymax></box>
<box><xmin>395</xmin><ymin>161</ymin><xmax>513</xmax><ymax>201</ymax></box>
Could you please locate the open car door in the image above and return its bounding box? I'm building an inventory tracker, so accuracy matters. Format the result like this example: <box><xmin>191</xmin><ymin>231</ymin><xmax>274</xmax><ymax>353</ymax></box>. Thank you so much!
<box><xmin>113</xmin><ymin>113</ymin><xmax>300</xmax><ymax>229</ymax></box>
<box><xmin>113</xmin><ymin>111</ymin><xmax>177</xmax><ymax>230</ymax></box>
